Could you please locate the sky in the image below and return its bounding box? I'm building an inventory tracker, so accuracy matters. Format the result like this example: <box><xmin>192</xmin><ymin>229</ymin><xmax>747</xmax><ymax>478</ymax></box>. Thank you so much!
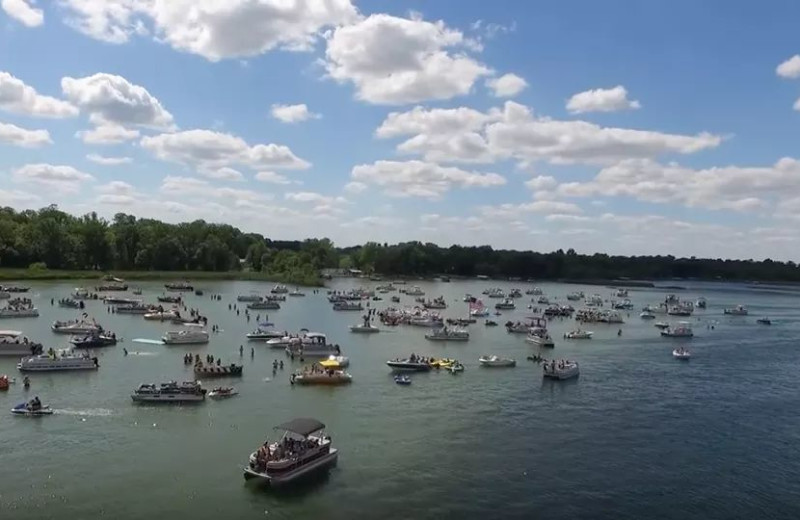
<box><xmin>0</xmin><ymin>0</ymin><xmax>799</xmax><ymax>260</ymax></box>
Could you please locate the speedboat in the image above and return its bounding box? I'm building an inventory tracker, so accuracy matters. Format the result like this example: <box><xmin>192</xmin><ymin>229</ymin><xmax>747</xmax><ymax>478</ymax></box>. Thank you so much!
<box><xmin>162</xmin><ymin>329</ymin><xmax>210</xmax><ymax>345</ymax></box>
<box><xmin>424</xmin><ymin>327</ymin><xmax>469</xmax><ymax>341</ymax></box>
<box><xmin>3</xmin><ymin>285</ymin><xmax>29</xmax><ymax>293</ymax></box>
<box><xmin>386</xmin><ymin>358</ymin><xmax>432</xmax><ymax>372</ymax></box>
<box><xmin>724</xmin><ymin>305</ymin><xmax>748</xmax><ymax>316</ymax></box>
<box><xmin>11</xmin><ymin>401</ymin><xmax>53</xmax><ymax>416</ymax></box>
<box><xmin>394</xmin><ymin>375</ymin><xmax>411</xmax><ymax>385</ymax></box>
<box><xmin>654</xmin><ymin>321</ymin><xmax>670</xmax><ymax>330</ymax></box>
<box><xmin>283</xmin><ymin>333</ymin><xmax>338</xmax><ymax>358</ymax></box>
<box><xmin>408</xmin><ymin>316</ymin><xmax>443</xmax><ymax>327</ymax></box>
<box><xmin>157</xmin><ymin>295</ymin><xmax>182</xmax><ymax>303</ymax></box>
<box><xmin>72</xmin><ymin>288</ymin><xmax>91</xmax><ymax>300</ymax></box>
<box><xmin>18</xmin><ymin>349</ymin><xmax>99</xmax><ymax>372</ymax></box>
<box><xmin>0</xmin><ymin>304</ymin><xmax>39</xmax><ymax>318</ymax></box>
<box><xmin>564</xmin><ymin>330</ymin><xmax>593</xmax><ymax>340</ymax></box>
<box><xmin>103</xmin><ymin>296</ymin><xmax>140</xmax><ymax>305</ymax></box>
<box><xmin>479</xmin><ymin>355</ymin><xmax>516</xmax><ymax>367</ymax></box>
<box><xmin>143</xmin><ymin>310</ymin><xmax>181</xmax><ymax>321</ymax></box>
<box><xmin>237</xmin><ymin>294</ymin><xmax>263</xmax><ymax>302</ymax></box>
<box><xmin>132</xmin><ymin>381</ymin><xmax>206</xmax><ymax>402</ymax></box>
<box><xmin>208</xmin><ymin>386</ymin><xmax>239</xmax><ymax>399</ymax></box>
<box><xmin>525</xmin><ymin>327</ymin><xmax>555</xmax><ymax>348</ymax></box>
<box><xmin>115</xmin><ymin>303</ymin><xmax>154</xmax><ymax>314</ymax></box>
<box><xmin>757</xmin><ymin>317</ymin><xmax>772</xmax><ymax>325</ymax></box>
<box><xmin>270</xmin><ymin>285</ymin><xmax>289</xmax><ymax>294</ymax></box>
<box><xmin>289</xmin><ymin>289</ymin><xmax>306</xmax><ymax>297</ymax></box>
<box><xmin>405</xmin><ymin>286</ymin><xmax>425</xmax><ymax>296</ymax></box>
<box><xmin>448</xmin><ymin>362</ymin><xmax>465</xmax><ymax>373</ymax></box>
<box><xmin>58</xmin><ymin>298</ymin><xmax>84</xmax><ymax>309</ymax></box>
<box><xmin>672</xmin><ymin>348</ymin><xmax>691</xmax><ymax>360</ymax></box>
<box><xmin>70</xmin><ymin>332</ymin><xmax>117</xmax><ymax>348</ymax></box>
<box><xmin>661</xmin><ymin>322</ymin><xmax>694</xmax><ymax>338</ymax></box>
<box><xmin>542</xmin><ymin>360</ymin><xmax>580</xmax><ymax>380</ymax></box>
<box><xmin>243</xmin><ymin>418</ymin><xmax>337</xmax><ymax>486</ymax></box>
<box><xmin>640</xmin><ymin>311</ymin><xmax>656</xmax><ymax>319</ymax></box>
<box><xmin>505</xmin><ymin>322</ymin><xmax>531</xmax><ymax>334</ymax></box>
<box><xmin>246</xmin><ymin>328</ymin><xmax>285</xmax><ymax>340</ymax></box>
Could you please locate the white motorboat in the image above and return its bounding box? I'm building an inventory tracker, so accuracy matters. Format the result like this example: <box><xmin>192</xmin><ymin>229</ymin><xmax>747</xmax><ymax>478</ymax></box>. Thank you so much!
<box><xmin>640</xmin><ymin>311</ymin><xmax>656</xmax><ymax>319</ymax></box>
<box><xmin>284</xmin><ymin>333</ymin><xmax>339</xmax><ymax>358</ymax></box>
<box><xmin>566</xmin><ymin>291</ymin><xmax>584</xmax><ymax>301</ymax></box>
<box><xmin>164</xmin><ymin>282</ymin><xmax>193</xmax><ymax>292</ymax></box>
<box><xmin>244</xmin><ymin>418</ymin><xmax>338</xmax><ymax>486</ymax></box>
<box><xmin>526</xmin><ymin>327</ymin><xmax>555</xmax><ymax>348</ymax></box>
<box><xmin>246</xmin><ymin>328</ymin><xmax>285</xmax><ymax>340</ymax></box>
<box><xmin>208</xmin><ymin>386</ymin><xmax>238</xmax><ymax>399</ymax></box>
<box><xmin>565</xmin><ymin>330</ymin><xmax>593</xmax><ymax>340</ymax></box>
<box><xmin>672</xmin><ymin>348</ymin><xmax>691</xmax><ymax>360</ymax></box>
<box><xmin>661</xmin><ymin>322</ymin><xmax>694</xmax><ymax>338</ymax></box>
<box><xmin>143</xmin><ymin>310</ymin><xmax>180</xmax><ymax>321</ymax></box>
<box><xmin>614</xmin><ymin>289</ymin><xmax>629</xmax><ymax>298</ymax></box>
<box><xmin>408</xmin><ymin>316</ymin><xmax>443</xmax><ymax>327</ymax></box>
<box><xmin>612</xmin><ymin>299</ymin><xmax>634</xmax><ymax>310</ymax></box>
<box><xmin>494</xmin><ymin>298</ymin><xmax>515</xmax><ymax>310</ymax></box>
<box><xmin>350</xmin><ymin>323</ymin><xmax>380</xmax><ymax>333</ymax></box>
<box><xmin>17</xmin><ymin>349</ymin><xmax>98</xmax><ymax>372</ymax></box>
<box><xmin>237</xmin><ymin>294</ymin><xmax>263</xmax><ymax>302</ymax></box>
<box><xmin>103</xmin><ymin>296</ymin><xmax>140</xmax><ymax>305</ymax></box>
<box><xmin>386</xmin><ymin>357</ymin><xmax>432</xmax><ymax>372</ymax></box>
<box><xmin>270</xmin><ymin>285</ymin><xmax>289</xmax><ymax>294</ymax></box>
<box><xmin>405</xmin><ymin>286</ymin><xmax>425</xmax><ymax>296</ymax></box>
<box><xmin>0</xmin><ymin>332</ymin><xmax>43</xmax><ymax>356</ymax></box>
<box><xmin>0</xmin><ymin>305</ymin><xmax>39</xmax><ymax>318</ymax></box>
<box><xmin>424</xmin><ymin>327</ymin><xmax>469</xmax><ymax>341</ymax></box>
<box><xmin>585</xmin><ymin>294</ymin><xmax>604</xmax><ymax>307</ymax></box>
<box><xmin>162</xmin><ymin>329</ymin><xmax>210</xmax><ymax>345</ymax></box>
<box><xmin>724</xmin><ymin>305</ymin><xmax>748</xmax><ymax>316</ymax></box>
<box><xmin>51</xmin><ymin>319</ymin><xmax>103</xmax><ymax>335</ymax></box>
<box><xmin>132</xmin><ymin>381</ymin><xmax>206</xmax><ymax>402</ymax></box>
<box><xmin>667</xmin><ymin>305</ymin><xmax>693</xmax><ymax>317</ymax></box>
<box><xmin>654</xmin><ymin>321</ymin><xmax>670</xmax><ymax>330</ymax></box>
<box><xmin>526</xmin><ymin>287</ymin><xmax>543</xmax><ymax>296</ymax></box>
<box><xmin>289</xmin><ymin>289</ymin><xmax>305</xmax><ymax>297</ymax></box>
<box><xmin>478</xmin><ymin>355</ymin><xmax>516</xmax><ymax>367</ymax></box>
<box><xmin>543</xmin><ymin>360</ymin><xmax>580</xmax><ymax>380</ymax></box>
<box><xmin>115</xmin><ymin>303</ymin><xmax>154</xmax><ymax>314</ymax></box>
<box><xmin>333</xmin><ymin>301</ymin><xmax>362</xmax><ymax>311</ymax></box>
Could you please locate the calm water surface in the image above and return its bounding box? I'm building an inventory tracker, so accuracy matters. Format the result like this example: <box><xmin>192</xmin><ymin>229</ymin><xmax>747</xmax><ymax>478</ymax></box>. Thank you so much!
<box><xmin>1</xmin><ymin>279</ymin><xmax>800</xmax><ymax>519</ymax></box>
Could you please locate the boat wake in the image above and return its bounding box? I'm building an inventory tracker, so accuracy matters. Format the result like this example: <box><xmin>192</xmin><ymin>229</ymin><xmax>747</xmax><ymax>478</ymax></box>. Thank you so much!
<box><xmin>131</xmin><ymin>338</ymin><xmax>165</xmax><ymax>345</ymax></box>
<box><xmin>56</xmin><ymin>408</ymin><xmax>115</xmax><ymax>417</ymax></box>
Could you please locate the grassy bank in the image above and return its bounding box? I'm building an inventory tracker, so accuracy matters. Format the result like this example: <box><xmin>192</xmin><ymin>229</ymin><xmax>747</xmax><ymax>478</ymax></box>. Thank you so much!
<box><xmin>0</xmin><ymin>268</ymin><xmax>325</xmax><ymax>286</ymax></box>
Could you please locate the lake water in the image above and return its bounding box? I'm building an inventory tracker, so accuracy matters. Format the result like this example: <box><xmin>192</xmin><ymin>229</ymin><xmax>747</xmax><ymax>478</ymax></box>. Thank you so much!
<box><xmin>1</xmin><ymin>279</ymin><xmax>800</xmax><ymax>519</ymax></box>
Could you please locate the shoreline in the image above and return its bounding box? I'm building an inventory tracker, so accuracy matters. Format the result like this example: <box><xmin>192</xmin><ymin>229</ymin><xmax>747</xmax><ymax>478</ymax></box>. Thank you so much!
<box><xmin>0</xmin><ymin>269</ymin><xmax>325</xmax><ymax>286</ymax></box>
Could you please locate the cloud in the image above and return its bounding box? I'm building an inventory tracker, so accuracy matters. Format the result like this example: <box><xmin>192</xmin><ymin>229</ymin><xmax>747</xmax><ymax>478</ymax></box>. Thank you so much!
<box><xmin>376</xmin><ymin>101</ymin><xmax>720</xmax><ymax>165</ymax></box>
<box><xmin>160</xmin><ymin>175</ymin><xmax>272</xmax><ymax>204</ymax></box>
<box><xmin>141</xmin><ymin>129</ymin><xmax>310</xmax><ymax>171</ymax></box>
<box><xmin>776</xmin><ymin>55</ymin><xmax>800</xmax><ymax>79</ymax></box>
<box><xmin>86</xmin><ymin>153</ymin><xmax>132</xmax><ymax>165</ymax></box>
<box><xmin>13</xmin><ymin>163</ymin><xmax>94</xmax><ymax>192</ymax></box>
<box><xmin>270</xmin><ymin>103</ymin><xmax>320</xmax><ymax>123</ymax></box>
<box><xmin>351</xmin><ymin>160</ymin><xmax>505</xmax><ymax>199</ymax></box>
<box><xmin>566</xmin><ymin>85</ymin><xmax>641</xmax><ymax>114</ymax></box>
<box><xmin>0</xmin><ymin>72</ymin><xmax>77</xmax><ymax>118</ymax></box>
<box><xmin>199</xmin><ymin>167</ymin><xmax>244</xmax><ymax>181</ymax></box>
<box><xmin>524</xmin><ymin>175</ymin><xmax>557</xmax><ymax>191</ymax></box>
<box><xmin>555</xmin><ymin>157</ymin><xmax>800</xmax><ymax>212</ymax></box>
<box><xmin>324</xmin><ymin>13</ymin><xmax>491</xmax><ymax>104</ymax></box>
<box><xmin>344</xmin><ymin>181</ymin><xmax>367</xmax><ymax>193</ymax></box>
<box><xmin>255</xmin><ymin>171</ymin><xmax>290</xmax><ymax>184</ymax></box>
<box><xmin>62</xmin><ymin>73</ymin><xmax>174</xmax><ymax>129</ymax></box>
<box><xmin>1</xmin><ymin>0</ymin><xmax>43</xmax><ymax>27</ymax></box>
<box><xmin>486</xmin><ymin>73</ymin><xmax>527</xmax><ymax>97</ymax></box>
<box><xmin>60</xmin><ymin>0</ymin><xmax>358</xmax><ymax>60</ymax></box>
<box><xmin>0</xmin><ymin>188</ymin><xmax>40</xmax><ymax>207</ymax></box>
<box><xmin>76</xmin><ymin>124</ymin><xmax>140</xmax><ymax>145</ymax></box>
<box><xmin>480</xmin><ymin>200</ymin><xmax>583</xmax><ymax>219</ymax></box>
<box><xmin>95</xmin><ymin>180</ymin><xmax>140</xmax><ymax>205</ymax></box>
<box><xmin>0</xmin><ymin>121</ymin><xmax>51</xmax><ymax>147</ymax></box>
<box><xmin>285</xmin><ymin>191</ymin><xmax>347</xmax><ymax>205</ymax></box>
<box><xmin>96</xmin><ymin>180</ymin><xmax>136</xmax><ymax>195</ymax></box>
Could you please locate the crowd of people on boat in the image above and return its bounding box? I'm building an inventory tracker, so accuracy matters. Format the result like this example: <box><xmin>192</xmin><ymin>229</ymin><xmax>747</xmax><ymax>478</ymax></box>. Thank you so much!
<box><xmin>544</xmin><ymin>359</ymin><xmax>575</xmax><ymax>373</ymax></box>
<box><xmin>4</xmin><ymin>297</ymin><xmax>35</xmax><ymax>310</ymax></box>
<box><xmin>253</xmin><ymin>436</ymin><xmax>322</xmax><ymax>470</ymax></box>
<box><xmin>574</xmin><ymin>309</ymin><xmax>624</xmax><ymax>323</ymax></box>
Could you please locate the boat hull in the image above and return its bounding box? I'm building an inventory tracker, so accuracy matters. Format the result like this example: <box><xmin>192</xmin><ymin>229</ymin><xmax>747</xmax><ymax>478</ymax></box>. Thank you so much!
<box><xmin>386</xmin><ymin>362</ymin><xmax>431</xmax><ymax>372</ymax></box>
<box><xmin>131</xmin><ymin>394</ymin><xmax>205</xmax><ymax>403</ymax></box>
<box><xmin>243</xmin><ymin>450</ymin><xmax>338</xmax><ymax>486</ymax></box>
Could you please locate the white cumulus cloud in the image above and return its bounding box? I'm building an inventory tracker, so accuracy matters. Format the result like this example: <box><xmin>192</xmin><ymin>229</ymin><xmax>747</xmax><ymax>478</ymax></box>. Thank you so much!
<box><xmin>351</xmin><ymin>160</ymin><xmax>505</xmax><ymax>199</ymax></box>
<box><xmin>86</xmin><ymin>153</ymin><xmax>132</xmax><ymax>165</ymax></box>
<box><xmin>270</xmin><ymin>103</ymin><xmax>320</xmax><ymax>123</ymax></box>
<box><xmin>62</xmin><ymin>72</ymin><xmax>174</xmax><ymax>129</ymax></box>
<box><xmin>776</xmin><ymin>55</ymin><xmax>800</xmax><ymax>79</ymax></box>
<box><xmin>76</xmin><ymin>124</ymin><xmax>140</xmax><ymax>145</ymax></box>
<box><xmin>255</xmin><ymin>171</ymin><xmax>290</xmax><ymax>184</ymax></box>
<box><xmin>60</xmin><ymin>0</ymin><xmax>358</xmax><ymax>60</ymax></box>
<box><xmin>0</xmin><ymin>121</ymin><xmax>51</xmax><ymax>147</ymax></box>
<box><xmin>486</xmin><ymin>73</ymin><xmax>527</xmax><ymax>97</ymax></box>
<box><xmin>324</xmin><ymin>13</ymin><xmax>491</xmax><ymax>104</ymax></box>
<box><xmin>0</xmin><ymin>72</ymin><xmax>77</xmax><ymax>118</ymax></box>
<box><xmin>13</xmin><ymin>163</ymin><xmax>94</xmax><ymax>192</ymax></box>
<box><xmin>566</xmin><ymin>85</ymin><xmax>641</xmax><ymax>114</ymax></box>
<box><xmin>2</xmin><ymin>0</ymin><xmax>43</xmax><ymax>27</ymax></box>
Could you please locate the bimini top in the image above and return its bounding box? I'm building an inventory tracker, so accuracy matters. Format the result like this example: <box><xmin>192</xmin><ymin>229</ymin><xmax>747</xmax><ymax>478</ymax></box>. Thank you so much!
<box><xmin>274</xmin><ymin>417</ymin><xmax>325</xmax><ymax>437</ymax></box>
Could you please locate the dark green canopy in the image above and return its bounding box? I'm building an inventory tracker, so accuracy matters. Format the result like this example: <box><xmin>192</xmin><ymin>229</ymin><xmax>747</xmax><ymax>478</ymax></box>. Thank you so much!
<box><xmin>274</xmin><ymin>417</ymin><xmax>325</xmax><ymax>436</ymax></box>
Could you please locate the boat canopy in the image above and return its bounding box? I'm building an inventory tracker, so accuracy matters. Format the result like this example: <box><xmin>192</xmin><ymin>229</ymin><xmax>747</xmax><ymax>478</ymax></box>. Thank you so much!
<box><xmin>318</xmin><ymin>359</ymin><xmax>340</xmax><ymax>369</ymax></box>
<box><xmin>274</xmin><ymin>417</ymin><xmax>325</xmax><ymax>437</ymax></box>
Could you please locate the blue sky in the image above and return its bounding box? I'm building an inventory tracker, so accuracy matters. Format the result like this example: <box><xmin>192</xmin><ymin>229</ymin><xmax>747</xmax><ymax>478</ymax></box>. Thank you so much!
<box><xmin>0</xmin><ymin>0</ymin><xmax>799</xmax><ymax>260</ymax></box>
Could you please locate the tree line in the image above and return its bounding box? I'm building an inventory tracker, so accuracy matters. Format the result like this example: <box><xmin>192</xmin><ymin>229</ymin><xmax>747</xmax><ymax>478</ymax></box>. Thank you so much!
<box><xmin>1</xmin><ymin>206</ymin><xmax>799</xmax><ymax>284</ymax></box>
